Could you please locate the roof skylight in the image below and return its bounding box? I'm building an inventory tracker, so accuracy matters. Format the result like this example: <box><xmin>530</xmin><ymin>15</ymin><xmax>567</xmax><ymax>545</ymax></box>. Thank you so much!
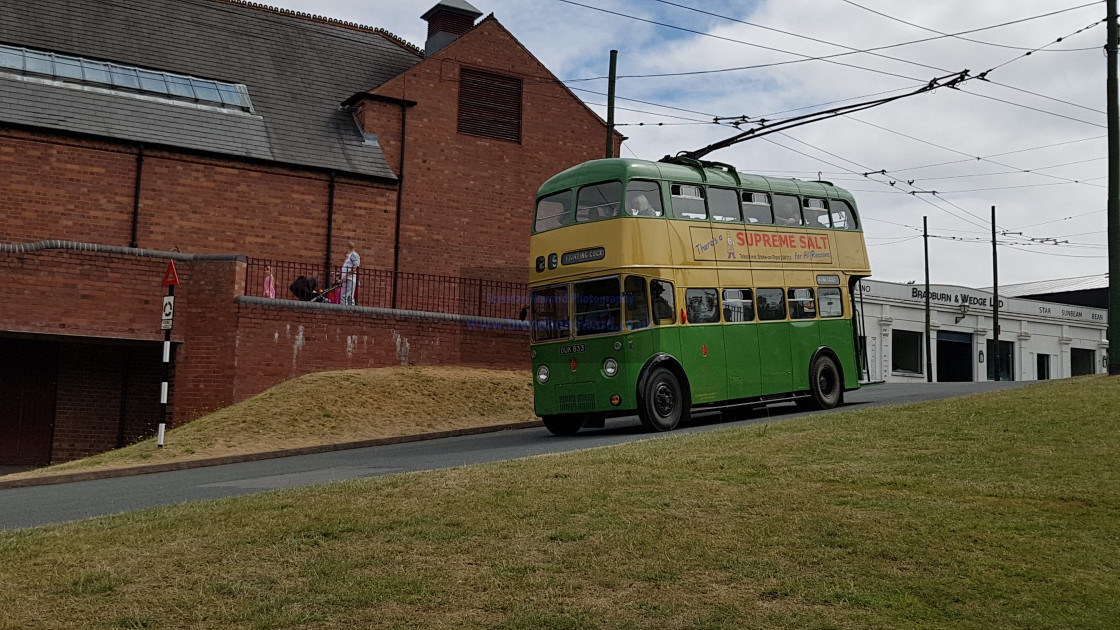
<box><xmin>0</xmin><ymin>44</ymin><xmax>252</xmax><ymax>110</ymax></box>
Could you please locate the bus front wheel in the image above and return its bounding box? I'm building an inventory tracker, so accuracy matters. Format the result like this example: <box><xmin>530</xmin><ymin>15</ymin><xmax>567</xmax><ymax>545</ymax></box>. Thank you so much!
<box><xmin>639</xmin><ymin>367</ymin><xmax>688</xmax><ymax>432</ymax></box>
<box><xmin>807</xmin><ymin>355</ymin><xmax>842</xmax><ymax>410</ymax></box>
<box><xmin>542</xmin><ymin>414</ymin><xmax>585</xmax><ymax>436</ymax></box>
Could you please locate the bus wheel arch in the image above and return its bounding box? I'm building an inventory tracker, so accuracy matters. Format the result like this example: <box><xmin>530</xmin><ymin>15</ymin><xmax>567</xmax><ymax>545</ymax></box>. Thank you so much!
<box><xmin>805</xmin><ymin>348</ymin><xmax>844</xmax><ymax>410</ymax></box>
<box><xmin>636</xmin><ymin>355</ymin><xmax>691</xmax><ymax>432</ymax></box>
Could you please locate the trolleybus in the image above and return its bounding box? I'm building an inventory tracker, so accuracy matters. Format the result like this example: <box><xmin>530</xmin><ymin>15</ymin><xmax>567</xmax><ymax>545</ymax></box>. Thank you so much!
<box><xmin>529</xmin><ymin>157</ymin><xmax>871</xmax><ymax>435</ymax></box>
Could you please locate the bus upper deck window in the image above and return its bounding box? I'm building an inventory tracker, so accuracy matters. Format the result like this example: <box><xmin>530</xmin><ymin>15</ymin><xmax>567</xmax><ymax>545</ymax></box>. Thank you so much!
<box><xmin>671</xmin><ymin>184</ymin><xmax>706</xmax><ymax>220</ymax></box>
<box><xmin>576</xmin><ymin>181</ymin><xmax>622</xmax><ymax>222</ymax></box>
<box><xmin>773</xmin><ymin>194</ymin><xmax>801</xmax><ymax>226</ymax></box>
<box><xmin>534</xmin><ymin>190</ymin><xmax>573</xmax><ymax>232</ymax></box>
<box><xmin>709</xmin><ymin>187</ymin><xmax>740</xmax><ymax>222</ymax></box>
<box><xmin>743</xmin><ymin>192</ymin><xmax>772</xmax><ymax>224</ymax></box>
<box><xmin>626</xmin><ymin>180</ymin><xmax>664</xmax><ymax>217</ymax></box>
<box><xmin>829</xmin><ymin>199</ymin><xmax>858</xmax><ymax>230</ymax></box>
<box><xmin>803</xmin><ymin>198</ymin><xmax>830</xmax><ymax>228</ymax></box>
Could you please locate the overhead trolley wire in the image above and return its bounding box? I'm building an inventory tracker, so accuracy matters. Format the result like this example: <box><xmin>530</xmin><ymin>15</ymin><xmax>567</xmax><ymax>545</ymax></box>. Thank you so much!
<box><xmin>838</xmin><ymin>0</ymin><xmax>1103</xmax><ymax>51</ymax></box>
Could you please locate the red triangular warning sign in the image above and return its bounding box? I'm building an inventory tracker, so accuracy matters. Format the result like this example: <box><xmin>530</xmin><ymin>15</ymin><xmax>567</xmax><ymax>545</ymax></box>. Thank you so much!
<box><xmin>162</xmin><ymin>260</ymin><xmax>180</xmax><ymax>286</ymax></box>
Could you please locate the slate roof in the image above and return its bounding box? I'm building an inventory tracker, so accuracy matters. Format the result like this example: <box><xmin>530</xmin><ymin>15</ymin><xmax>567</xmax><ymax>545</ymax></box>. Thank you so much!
<box><xmin>0</xmin><ymin>0</ymin><xmax>423</xmax><ymax>179</ymax></box>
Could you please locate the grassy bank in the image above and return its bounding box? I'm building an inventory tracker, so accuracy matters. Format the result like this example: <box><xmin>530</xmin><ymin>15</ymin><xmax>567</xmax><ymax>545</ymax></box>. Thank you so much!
<box><xmin>2</xmin><ymin>377</ymin><xmax>1118</xmax><ymax>629</ymax></box>
<box><xmin>8</xmin><ymin>366</ymin><xmax>536</xmax><ymax>479</ymax></box>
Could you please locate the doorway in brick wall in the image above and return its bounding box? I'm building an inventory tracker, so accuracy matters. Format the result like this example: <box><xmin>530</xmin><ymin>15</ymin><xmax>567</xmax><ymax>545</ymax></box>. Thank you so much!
<box><xmin>0</xmin><ymin>338</ymin><xmax>59</xmax><ymax>466</ymax></box>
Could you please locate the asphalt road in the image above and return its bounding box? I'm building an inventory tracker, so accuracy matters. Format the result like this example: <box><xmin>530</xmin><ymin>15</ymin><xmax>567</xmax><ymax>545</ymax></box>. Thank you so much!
<box><xmin>0</xmin><ymin>381</ymin><xmax>1031</xmax><ymax>530</ymax></box>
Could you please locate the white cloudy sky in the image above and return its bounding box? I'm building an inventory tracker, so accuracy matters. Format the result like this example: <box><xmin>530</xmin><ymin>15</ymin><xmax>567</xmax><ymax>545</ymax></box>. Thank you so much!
<box><xmin>268</xmin><ymin>0</ymin><xmax>1110</xmax><ymax>288</ymax></box>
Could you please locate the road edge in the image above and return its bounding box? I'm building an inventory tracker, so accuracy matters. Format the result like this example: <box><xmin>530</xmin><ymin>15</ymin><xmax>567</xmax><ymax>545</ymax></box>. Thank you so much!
<box><xmin>0</xmin><ymin>421</ymin><xmax>543</xmax><ymax>490</ymax></box>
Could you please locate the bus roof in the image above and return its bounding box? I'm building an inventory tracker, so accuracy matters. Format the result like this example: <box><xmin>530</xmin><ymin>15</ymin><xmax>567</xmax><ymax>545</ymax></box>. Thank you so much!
<box><xmin>537</xmin><ymin>158</ymin><xmax>857</xmax><ymax>204</ymax></box>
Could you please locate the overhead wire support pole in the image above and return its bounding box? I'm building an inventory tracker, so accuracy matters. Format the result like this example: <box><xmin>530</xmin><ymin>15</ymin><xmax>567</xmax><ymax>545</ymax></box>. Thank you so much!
<box><xmin>924</xmin><ymin>216</ymin><xmax>933</xmax><ymax>383</ymax></box>
<box><xmin>1108</xmin><ymin>0</ymin><xmax>1120</xmax><ymax>374</ymax></box>
<box><xmin>606</xmin><ymin>50</ymin><xmax>617</xmax><ymax>159</ymax></box>
<box><xmin>992</xmin><ymin>205</ymin><xmax>1000</xmax><ymax>382</ymax></box>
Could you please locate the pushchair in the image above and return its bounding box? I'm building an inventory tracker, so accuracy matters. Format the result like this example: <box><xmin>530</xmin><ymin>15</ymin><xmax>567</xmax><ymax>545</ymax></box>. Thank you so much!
<box><xmin>289</xmin><ymin>275</ymin><xmax>344</xmax><ymax>302</ymax></box>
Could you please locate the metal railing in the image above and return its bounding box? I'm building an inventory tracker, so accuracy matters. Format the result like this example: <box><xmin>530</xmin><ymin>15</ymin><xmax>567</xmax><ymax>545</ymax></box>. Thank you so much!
<box><xmin>245</xmin><ymin>258</ymin><xmax>528</xmax><ymax>320</ymax></box>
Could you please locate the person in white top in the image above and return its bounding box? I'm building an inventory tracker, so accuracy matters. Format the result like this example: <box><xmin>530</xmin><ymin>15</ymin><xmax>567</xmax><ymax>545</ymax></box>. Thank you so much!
<box><xmin>340</xmin><ymin>241</ymin><xmax>360</xmax><ymax>305</ymax></box>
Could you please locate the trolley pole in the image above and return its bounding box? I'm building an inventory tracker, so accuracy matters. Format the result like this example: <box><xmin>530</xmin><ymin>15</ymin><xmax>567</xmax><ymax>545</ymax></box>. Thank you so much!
<box><xmin>1107</xmin><ymin>0</ymin><xmax>1120</xmax><ymax>374</ymax></box>
<box><xmin>605</xmin><ymin>50</ymin><xmax>617</xmax><ymax>159</ymax></box>
<box><xmin>924</xmin><ymin>216</ymin><xmax>932</xmax><ymax>382</ymax></box>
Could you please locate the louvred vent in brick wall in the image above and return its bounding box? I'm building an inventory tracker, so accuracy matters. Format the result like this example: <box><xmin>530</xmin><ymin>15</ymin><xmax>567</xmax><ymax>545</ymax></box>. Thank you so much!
<box><xmin>458</xmin><ymin>68</ymin><xmax>522</xmax><ymax>143</ymax></box>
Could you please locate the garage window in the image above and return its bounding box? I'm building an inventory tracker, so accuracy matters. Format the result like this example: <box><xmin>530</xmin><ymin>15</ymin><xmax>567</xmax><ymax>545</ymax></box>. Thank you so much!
<box><xmin>892</xmin><ymin>329</ymin><xmax>923</xmax><ymax>374</ymax></box>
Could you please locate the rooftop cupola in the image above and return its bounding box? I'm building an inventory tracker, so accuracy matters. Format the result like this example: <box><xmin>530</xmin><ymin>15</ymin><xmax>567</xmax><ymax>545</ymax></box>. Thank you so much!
<box><xmin>421</xmin><ymin>0</ymin><xmax>483</xmax><ymax>56</ymax></box>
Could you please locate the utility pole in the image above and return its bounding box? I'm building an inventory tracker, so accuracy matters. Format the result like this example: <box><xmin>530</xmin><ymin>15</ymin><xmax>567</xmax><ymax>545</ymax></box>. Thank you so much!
<box><xmin>924</xmin><ymin>216</ymin><xmax>932</xmax><ymax>382</ymax></box>
<box><xmin>1108</xmin><ymin>0</ymin><xmax>1120</xmax><ymax>374</ymax></box>
<box><xmin>605</xmin><ymin>50</ymin><xmax>617</xmax><ymax>159</ymax></box>
<box><xmin>992</xmin><ymin>205</ymin><xmax>1000</xmax><ymax>382</ymax></box>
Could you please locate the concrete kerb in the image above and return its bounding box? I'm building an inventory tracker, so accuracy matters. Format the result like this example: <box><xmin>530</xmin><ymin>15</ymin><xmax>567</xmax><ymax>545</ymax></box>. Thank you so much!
<box><xmin>0</xmin><ymin>420</ymin><xmax>542</xmax><ymax>490</ymax></box>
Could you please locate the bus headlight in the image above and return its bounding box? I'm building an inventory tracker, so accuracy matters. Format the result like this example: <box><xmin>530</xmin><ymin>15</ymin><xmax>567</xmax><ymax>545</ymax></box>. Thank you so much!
<box><xmin>602</xmin><ymin>358</ymin><xmax>618</xmax><ymax>377</ymax></box>
<box><xmin>536</xmin><ymin>365</ymin><xmax>550</xmax><ymax>383</ymax></box>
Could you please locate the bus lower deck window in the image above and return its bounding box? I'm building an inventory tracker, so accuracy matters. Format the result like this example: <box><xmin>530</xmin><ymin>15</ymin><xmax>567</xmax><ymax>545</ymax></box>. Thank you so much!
<box><xmin>651</xmin><ymin>279</ymin><xmax>675</xmax><ymax>324</ymax></box>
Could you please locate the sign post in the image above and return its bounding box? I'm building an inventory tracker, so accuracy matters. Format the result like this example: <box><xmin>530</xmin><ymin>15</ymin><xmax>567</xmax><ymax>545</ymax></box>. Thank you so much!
<box><xmin>158</xmin><ymin>260</ymin><xmax>179</xmax><ymax>447</ymax></box>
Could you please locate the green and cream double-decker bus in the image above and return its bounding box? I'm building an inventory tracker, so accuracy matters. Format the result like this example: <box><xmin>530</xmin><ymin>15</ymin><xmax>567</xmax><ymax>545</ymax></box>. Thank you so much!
<box><xmin>529</xmin><ymin>157</ymin><xmax>872</xmax><ymax>435</ymax></box>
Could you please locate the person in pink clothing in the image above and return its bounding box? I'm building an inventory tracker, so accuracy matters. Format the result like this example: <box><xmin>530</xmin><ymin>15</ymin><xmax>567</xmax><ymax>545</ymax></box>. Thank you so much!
<box><xmin>263</xmin><ymin>265</ymin><xmax>276</xmax><ymax>298</ymax></box>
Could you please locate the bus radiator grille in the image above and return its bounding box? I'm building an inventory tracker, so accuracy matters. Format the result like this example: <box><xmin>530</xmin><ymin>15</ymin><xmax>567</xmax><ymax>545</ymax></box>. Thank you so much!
<box><xmin>559</xmin><ymin>393</ymin><xmax>597</xmax><ymax>412</ymax></box>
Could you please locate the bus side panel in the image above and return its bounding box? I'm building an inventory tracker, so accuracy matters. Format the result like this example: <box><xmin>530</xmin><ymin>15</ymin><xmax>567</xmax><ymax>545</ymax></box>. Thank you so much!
<box><xmin>757</xmin><ymin>322</ymin><xmax>793</xmax><ymax>394</ymax></box>
<box><xmin>788</xmin><ymin>320</ymin><xmax>823</xmax><ymax>391</ymax></box>
<box><xmin>819</xmin><ymin>318</ymin><xmax>861</xmax><ymax>389</ymax></box>
<box><xmin>723</xmin><ymin>322</ymin><xmax>762</xmax><ymax>399</ymax></box>
<box><xmin>677</xmin><ymin>324</ymin><xmax>727</xmax><ymax>404</ymax></box>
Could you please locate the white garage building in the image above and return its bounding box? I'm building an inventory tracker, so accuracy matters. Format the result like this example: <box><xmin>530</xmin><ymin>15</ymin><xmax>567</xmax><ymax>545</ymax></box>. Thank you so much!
<box><xmin>857</xmin><ymin>279</ymin><xmax>1108</xmax><ymax>383</ymax></box>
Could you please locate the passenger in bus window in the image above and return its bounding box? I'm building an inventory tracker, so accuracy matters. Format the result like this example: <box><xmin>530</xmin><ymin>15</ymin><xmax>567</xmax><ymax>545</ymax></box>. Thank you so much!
<box><xmin>628</xmin><ymin>194</ymin><xmax>661</xmax><ymax>217</ymax></box>
<box><xmin>773</xmin><ymin>195</ymin><xmax>802</xmax><ymax>226</ymax></box>
<box><xmin>804</xmin><ymin>205</ymin><xmax>829</xmax><ymax>228</ymax></box>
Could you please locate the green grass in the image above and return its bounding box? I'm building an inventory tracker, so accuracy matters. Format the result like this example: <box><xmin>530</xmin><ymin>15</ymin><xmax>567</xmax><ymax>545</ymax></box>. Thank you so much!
<box><xmin>2</xmin><ymin>377</ymin><xmax>1118</xmax><ymax>629</ymax></box>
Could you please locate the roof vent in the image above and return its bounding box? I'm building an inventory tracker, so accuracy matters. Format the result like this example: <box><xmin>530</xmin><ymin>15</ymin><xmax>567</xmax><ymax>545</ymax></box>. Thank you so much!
<box><xmin>421</xmin><ymin>0</ymin><xmax>483</xmax><ymax>56</ymax></box>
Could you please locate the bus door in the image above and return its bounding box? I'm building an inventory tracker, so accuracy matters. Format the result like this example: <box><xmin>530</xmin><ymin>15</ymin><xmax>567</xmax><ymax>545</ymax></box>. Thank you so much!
<box><xmin>786</xmin><ymin>287</ymin><xmax>824</xmax><ymax>391</ymax></box>
<box><xmin>678</xmin><ymin>287</ymin><xmax>727</xmax><ymax>404</ymax></box>
<box><xmin>755</xmin><ymin>287</ymin><xmax>793</xmax><ymax>394</ymax></box>
<box><xmin>720</xmin><ymin>288</ymin><xmax>762</xmax><ymax>399</ymax></box>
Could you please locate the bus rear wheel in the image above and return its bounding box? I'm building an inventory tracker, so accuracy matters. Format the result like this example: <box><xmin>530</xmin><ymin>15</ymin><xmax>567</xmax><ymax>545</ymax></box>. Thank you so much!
<box><xmin>639</xmin><ymin>367</ymin><xmax>688</xmax><ymax>432</ymax></box>
<box><xmin>542</xmin><ymin>414</ymin><xmax>585</xmax><ymax>436</ymax></box>
<box><xmin>807</xmin><ymin>355</ymin><xmax>842</xmax><ymax>410</ymax></box>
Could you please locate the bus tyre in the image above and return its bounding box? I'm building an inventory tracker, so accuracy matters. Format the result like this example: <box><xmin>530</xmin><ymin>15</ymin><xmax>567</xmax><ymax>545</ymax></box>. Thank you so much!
<box><xmin>807</xmin><ymin>355</ymin><xmax>842</xmax><ymax>410</ymax></box>
<box><xmin>542</xmin><ymin>414</ymin><xmax>584</xmax><ymax>436</ymax></box>
<box><xmin>639</xmin><ymin>367</ymin><xmax>688</xmax><ymax>432</ymax></box>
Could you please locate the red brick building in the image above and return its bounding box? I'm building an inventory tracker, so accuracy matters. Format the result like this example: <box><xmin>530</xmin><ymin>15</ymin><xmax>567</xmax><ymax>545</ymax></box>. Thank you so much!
<box><xmin>0</xmin><ymin>0</ymin><xmax>619</xmax><ymax>465</ymax></box>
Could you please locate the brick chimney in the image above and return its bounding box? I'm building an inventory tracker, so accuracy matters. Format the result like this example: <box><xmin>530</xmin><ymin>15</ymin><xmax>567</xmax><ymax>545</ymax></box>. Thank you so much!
<box><xmin>421</xmin><ymin>0</ymin><xmax>483</xmax><ymax>56</ymax></box>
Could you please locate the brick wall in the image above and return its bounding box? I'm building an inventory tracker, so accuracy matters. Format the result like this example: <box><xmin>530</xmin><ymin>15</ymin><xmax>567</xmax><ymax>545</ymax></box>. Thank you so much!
<box><xmin>51</xmin><ymin>343</ymin><xmax>163</xmax><ymax>463</ymax></box>
<box><xmin>0</xmin><ymin>128</ymin><xmax>399</xmax><ymax>266</ymax></box>
<box><xmin>229</xmin><ymin>299</ymin><xmax>528</xmax><ymax>406</ymax></box>
<box><xmin>364</xmin><ymin>18</ymin><xmax>620</xmax><ymax>280</ymax></box>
